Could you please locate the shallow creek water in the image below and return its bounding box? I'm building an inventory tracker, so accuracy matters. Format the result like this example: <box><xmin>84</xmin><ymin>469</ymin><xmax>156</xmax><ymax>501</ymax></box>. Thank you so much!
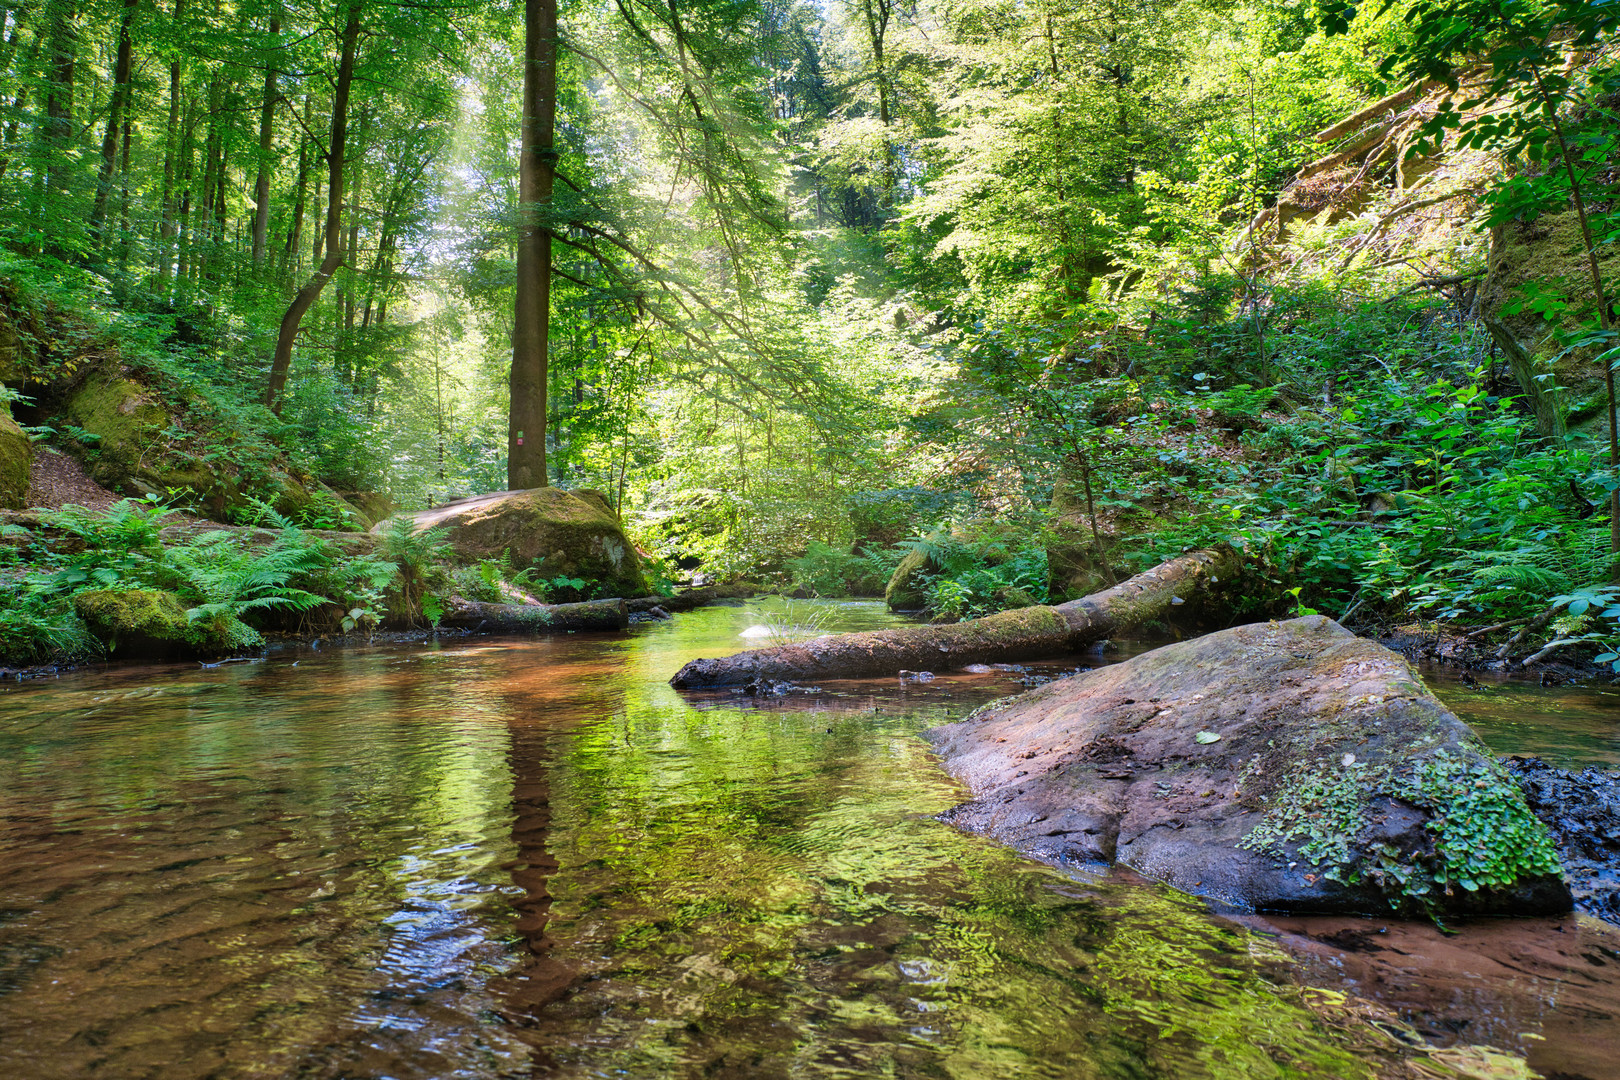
<box><xmin>0</xmin><ymin>600</ymin><xmax>1618</xmax><ymax>1079</ymax></box>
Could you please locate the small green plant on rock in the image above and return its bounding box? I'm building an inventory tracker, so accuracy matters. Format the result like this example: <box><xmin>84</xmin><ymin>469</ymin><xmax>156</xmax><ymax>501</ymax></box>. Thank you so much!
<box><xmin>1241</xmin><ymin>749</ymin><xmax>1561</xmax><ymax>916</ymax></box>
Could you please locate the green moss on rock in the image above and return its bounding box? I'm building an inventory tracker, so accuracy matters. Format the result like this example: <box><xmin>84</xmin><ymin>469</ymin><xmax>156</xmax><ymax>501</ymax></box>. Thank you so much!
<box><xmin>0</xmin><ymin>405</ymin><xmax>30</xmax><ymax>509</ymax></box>
<box><xmin>1482</xmin><ymin>211</ymin><xmax>1620</xmax><ymax>434</ymax></box>
<box><xmin>73</xmin><ymin>588</ymin><xmax>261</xmax><ymax>658</ymax></box>
<box><xmin>384</xmin><ymin>487</ymin><xmax>646</xmax><ymax>598</ymax></box>
<box><xmin>884</xmin><ymin>540</ymin><xmax>937</xmax><ymax>611</ymax></box>
<box><xmin>63</xmin><ymin>370</ymin><xmax>237</xmax><ymax>510</ymax></box>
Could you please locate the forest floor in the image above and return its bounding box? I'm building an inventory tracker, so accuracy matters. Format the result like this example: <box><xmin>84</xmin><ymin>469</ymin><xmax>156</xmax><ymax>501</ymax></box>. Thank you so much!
<box><xmin>27</xmin><ymin>446</ymin><xmax>119</xmax><ymax>512</ymax></box>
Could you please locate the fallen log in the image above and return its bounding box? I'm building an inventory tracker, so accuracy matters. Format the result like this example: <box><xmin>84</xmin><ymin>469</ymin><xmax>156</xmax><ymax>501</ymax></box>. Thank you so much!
<box><xmin>670</xmin><ymin>549</ymin><xmax>1248</xmax><ymax>688</ymax></box>
<box><xmin>627</xmin><ymin>582</ymin><xmax>762</xmax><ymax>614</ymax></box>
<box><xmin>442</xmin><ymin>596</ymin><xmax>628</xmax><ymax>633</ymax></box>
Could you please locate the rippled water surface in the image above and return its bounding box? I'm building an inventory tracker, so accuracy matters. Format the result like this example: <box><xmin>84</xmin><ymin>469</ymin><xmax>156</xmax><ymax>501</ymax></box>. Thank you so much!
<box><xmin>1</xmin><ymin>600</ymin><xmax>1617</xmax><ymax>1079</ymax></box>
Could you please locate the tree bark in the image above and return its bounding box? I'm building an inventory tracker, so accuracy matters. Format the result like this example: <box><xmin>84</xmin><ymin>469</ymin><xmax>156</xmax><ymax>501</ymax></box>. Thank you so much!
<box><xmin>670</xmin><ymin>550</ymin><xmax>1248</xmax><ymax>688</ymax></box>
<box><xmin>88</xmin><ymin>0</ymin><xmax>135</xmax><ymax>250</ymax></box>
<box><xmin>264</xmin><ymin>0</ymin><xmax>360</xmax><ymax>415</ymax></box>
<box><xmin>41</xmin><ymin>0</ymin><xmax>76</xmax><ymax>237</ymax></box>
<box><xmin>507</xmin><ymin>0</ymin><xmax>557</xmax><ymax>489</ymax></box>
<box><xmin>281</xmin><ymin>93</ymin><xmax>311</xmax><ymax>276</ymax></box>
<box><xmin>250</xmin><ymin>10</ymin><xmax>280</xmax><ymax>268</ymax></box>
<box><xmin>156</xmin><ymin>0</ymin><xmax>182</xmax><ymax>286</ymax></box>
<box><xmin>441</xmin><ymin>597</ymin><xmax>629</xmax><ymax>633</ymax></box>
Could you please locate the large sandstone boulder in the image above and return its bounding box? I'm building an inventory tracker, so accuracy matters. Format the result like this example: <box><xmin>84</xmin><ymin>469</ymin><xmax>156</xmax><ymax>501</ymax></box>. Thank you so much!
<box><xmin>388</xmin><ymin>487</ymin><xmax>646</xmax><ymax>599</ymax></box>
<box><xmin>927</xmin><ymin>616</ymin><xmax>1569</xmax><ymax>917</ymax></box>
<box><xmin>0</xmin><ymin>405</ymin><xmax>30</xmax><ymax>509</ymax></box>
<box><xmin>1481</xmin><ymin>210</ymin><xmax>1620</xmax><ymax>436</ymax></box>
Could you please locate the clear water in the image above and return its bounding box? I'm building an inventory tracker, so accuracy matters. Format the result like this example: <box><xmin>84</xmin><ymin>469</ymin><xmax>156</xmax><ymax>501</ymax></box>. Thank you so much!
<box><xmin>0</xmin><ymin>600</ymin><xmax>1614</xmax><ymax>1079</ymax></box>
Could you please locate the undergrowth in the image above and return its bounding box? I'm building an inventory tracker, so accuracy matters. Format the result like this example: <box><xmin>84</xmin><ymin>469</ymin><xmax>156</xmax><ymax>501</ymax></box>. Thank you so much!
<box><xmin>0</xmin><ymin>498</ymin><xmax>441</xmax><ymax>661</ymax></box>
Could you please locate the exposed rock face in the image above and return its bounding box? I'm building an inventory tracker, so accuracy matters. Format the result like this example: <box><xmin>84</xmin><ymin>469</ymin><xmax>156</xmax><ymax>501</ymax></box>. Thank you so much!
<box><xmin>1481</xmin><ymin>211</ymin><xmax>1620</xmax><ymax>436</ymax></box>
<box><xmin>0</xmin><ymin>405</ymin><xmax>30</xmax><ymax>509</ymax></box>
<box><xmin>386</xmin><ymin>487</ymin><xmax>646</xmax><ymax>599</ymax></box>
<box><xmin>927</xmin><ymin>616</ymin><xmax>1570</xmax><ymax>917</ymax></box>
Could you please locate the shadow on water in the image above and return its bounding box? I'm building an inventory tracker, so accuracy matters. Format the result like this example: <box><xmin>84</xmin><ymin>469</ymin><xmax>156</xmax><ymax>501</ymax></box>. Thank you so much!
<box><xmin>0</xmin><ymin>600</ymin><xmax>1614</xmax><ymax>1078</ymax></box>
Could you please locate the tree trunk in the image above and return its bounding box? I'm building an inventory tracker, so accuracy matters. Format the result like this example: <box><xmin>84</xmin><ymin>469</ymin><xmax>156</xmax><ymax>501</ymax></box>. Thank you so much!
<box><xmin>626</xmin><ymin>582</ymin><xmax>760</xmax><ymax>614</ymax></box>
<box><xmin>441</xmin><ymin>597</ymin><xmax>629</xmax><ymax>633</ymax></box>
<box><xmin>250</xmin><ymin>11</ymin><xmax>280</xmax><ymax>268</ymax></box>
<box><xmin>156</xmin><ymin>0</ymin><xmax>183</xmax><ymax>286</ymax></box>
<box><xmin>670</xmin><ymin>549</ymin><xmax>1249</xmax><ymax>688</ymax></box>
<box><xmin>281</xmin><ymin>94</ymin><xmax>310</xmax><ymax>276</ymax></box>
<box><xmin>88</xmin><ymin>0</ymin><xmax>135</xmax><ymax>250</ymax></box>
<box><xmin>264</xmin><ymin>0</ymin><xmax>360</xmax><ymax>415</ymax></box>
<box><xmin>507</xmin><ymin>0</ymin><xmax>557</xmax><ymax>489</ymax></box>
<box><xmin>114</xmin><ymin>110</ymin><xmax>132</xmax><ymax>269</ymax></box>
<box><xmin>41</xmin><ymin>0</ymin><xmax>76</xmax><ymax>248</ymax></box>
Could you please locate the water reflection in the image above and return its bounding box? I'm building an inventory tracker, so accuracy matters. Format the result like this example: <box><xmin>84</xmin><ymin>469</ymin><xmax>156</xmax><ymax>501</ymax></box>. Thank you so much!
<box><xmin>0</xmin><ymin>603</ymin><xmax>1613</xmax><ymax>1079</ymax></box>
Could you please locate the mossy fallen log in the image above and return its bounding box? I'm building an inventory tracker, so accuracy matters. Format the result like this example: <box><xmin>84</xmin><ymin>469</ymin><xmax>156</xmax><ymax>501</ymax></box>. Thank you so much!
<box><xmin>670</xmin><ymin>549</ymin><xmax>1248</xmax><ymax>688</ymax></box>
<box><xmin>442</xmin><ymin>596</ymin><xmax>629</xmax><ymax>633</ymax></box>
<box><xmin>627</xmin><ymin>582</ymin><xmax>761</xmax><ymax>614</ymax></box>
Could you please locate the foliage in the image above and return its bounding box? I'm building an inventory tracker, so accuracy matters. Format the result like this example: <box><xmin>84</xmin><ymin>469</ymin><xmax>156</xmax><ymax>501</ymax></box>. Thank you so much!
<box><xmin>375</xmin><ymin>517</ymin><xmax>452</xmax><ymax>627</ymax></box>
<box><xmin>903</xmin><ymin>529</ymin><xmax>1049</xmax><ymax>620</ymax></box>
<box><xmin>0</xmin><ymin>499</ymin><xmax>451</xmax><ymax>659</ymax></box>
<box><xmin>741</xmin><ymin>598</ymin><xmax>837</xmax><ymax>642</ymax></box>
<box><xmin>1241</xmin><ymin>749</ymin><xmax>1561</xmax><ymax>917</ymax></box>
<box><xmin>784</xmin><ymin>541</ymin><xmax>899</xmax><ymax>597</ymax></box>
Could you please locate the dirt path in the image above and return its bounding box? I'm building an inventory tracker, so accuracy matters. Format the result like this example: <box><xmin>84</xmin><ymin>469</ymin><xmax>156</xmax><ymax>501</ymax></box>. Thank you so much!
<box><xmin>27</xmin><ymin>446</ymin><xmax>119</xmax><ymax>511</ymax></box>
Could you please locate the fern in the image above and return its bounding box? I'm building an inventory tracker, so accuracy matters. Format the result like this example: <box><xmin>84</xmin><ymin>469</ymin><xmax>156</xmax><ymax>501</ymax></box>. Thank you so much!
<box><xmin>167</xmin><ymin>529</ymin><xmax>332</xmax><ymax>623</ymax></box>
<box><xmin>376</xmin><ymin>517</ymin><xmax>451</xmax><ymax>626</ymax></box>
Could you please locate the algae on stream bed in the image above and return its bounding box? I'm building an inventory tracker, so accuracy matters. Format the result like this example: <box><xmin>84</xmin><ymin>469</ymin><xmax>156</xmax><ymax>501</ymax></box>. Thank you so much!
<box><xmin>0</xmin><ymin>601</ymin><xmax>1613</xmax><ymax>1079</ymax></box>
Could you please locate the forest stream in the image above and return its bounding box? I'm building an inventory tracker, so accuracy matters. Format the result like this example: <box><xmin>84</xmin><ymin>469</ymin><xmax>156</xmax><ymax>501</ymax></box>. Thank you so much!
<box><xmin>1</xmin><ymin>601</ymin><xmax>1619</xmax><ymax>1080</ymax></box>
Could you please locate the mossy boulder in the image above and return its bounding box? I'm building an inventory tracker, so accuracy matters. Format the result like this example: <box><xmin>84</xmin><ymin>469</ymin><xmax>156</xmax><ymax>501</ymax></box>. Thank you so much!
<box><xmin>928</xmin><ymin>616</ymin><xmax>1570</xmax><ymax>918</ymax></box>
<box><xmin>884</xmin><ymin>538</ymin><xmax>939</xmax><ymax>611</ymax></box>
<box><xmin>59</xmin><ymin>366</ymin><xmax>364</xmax><ymax>526</ymax></box>
<box><xmin>72</xmin><ymin>588</ymin><xmax>261</xmax><ymax>659</ymax></box>
<box><xmin>0</xmin><ymin>404</ymin><xmax>31</xmax><ymax>509</ymax></box>
<box><xmin>338</xmin><ymin>490</ymin><xmax>397</xmax><ymax>529</ymax></box>
<box><xmin>1481</xmin><ymin>211</ymin><xmax>1620</xmax><ymax>434</ymax></box>
<box><xmin>63</xmin><ymin>368</ymin><xmax>237</xmax><ymax>510</ymax></box>
<box><xmin>383</xmin><ymin>487</ymin><xmax>646</xmax><ymax>599</ymax></box>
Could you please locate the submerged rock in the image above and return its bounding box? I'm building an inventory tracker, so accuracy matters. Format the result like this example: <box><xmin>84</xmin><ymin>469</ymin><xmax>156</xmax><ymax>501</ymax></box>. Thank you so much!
<box><xmin>926</xmin><ymin>616</ymin><xmax>1570</xmax><ymax>917</ymax></box>
<box><xmin>385</xmin><ymin>487</ymin><xmax>646</xmax><ymax>601</ymax></box>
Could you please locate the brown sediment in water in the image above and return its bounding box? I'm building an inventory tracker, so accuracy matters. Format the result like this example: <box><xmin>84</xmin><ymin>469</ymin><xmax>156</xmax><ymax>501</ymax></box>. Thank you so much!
<box><xmin>1251</xmin><ymin>912</ymin><xmax>1620</xmax><ymax>1080</ymax></box>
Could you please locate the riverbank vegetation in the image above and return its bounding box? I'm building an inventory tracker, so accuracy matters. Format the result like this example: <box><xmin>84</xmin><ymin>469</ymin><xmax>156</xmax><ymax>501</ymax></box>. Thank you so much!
<box><xmin>0</xmin><ymin>0</ymin><xmax>1617</xmax><ymax>667</ymax></box>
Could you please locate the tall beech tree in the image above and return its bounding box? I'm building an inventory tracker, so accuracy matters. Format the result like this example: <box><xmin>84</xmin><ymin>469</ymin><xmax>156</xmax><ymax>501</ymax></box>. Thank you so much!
<box><xmin>507</xmin><ymin>0</ymin><xmax>557</xmax><ymax>489</ymax></box>
<box><xmin>264</xmin><ymin>0</ymin><xmax>360</xmax><ymax>414</ymax></box>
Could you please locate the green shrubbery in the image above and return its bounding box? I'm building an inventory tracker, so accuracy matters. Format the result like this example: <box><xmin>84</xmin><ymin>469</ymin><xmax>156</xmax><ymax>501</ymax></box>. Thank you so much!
<box><xmin>0</xmin><ymin>498</ymin><xmax>435</xmax><ymax>662</ymax></box>
<box><xmin>783</xmin><ymin>540</ymin><xmax>899</xmax><ymax>598</ymax></box>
